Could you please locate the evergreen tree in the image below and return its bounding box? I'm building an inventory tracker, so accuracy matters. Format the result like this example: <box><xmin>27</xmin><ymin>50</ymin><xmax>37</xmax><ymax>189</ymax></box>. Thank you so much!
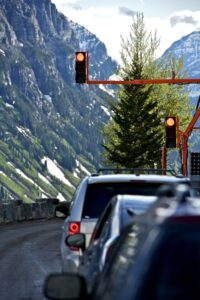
<box><xmin>152</xmin><ymin>55</ymin><xmax>192</xmax><ymax>130</ymax></box>
<box><xmin>102</xmin><ymin>12</ymin><xmax>192</xmax><ymax>169</ymax></box>
<box><xmin>102</xmin><ymin>13</ymin><xmax>163</xmax><ymax>168</ymax></box>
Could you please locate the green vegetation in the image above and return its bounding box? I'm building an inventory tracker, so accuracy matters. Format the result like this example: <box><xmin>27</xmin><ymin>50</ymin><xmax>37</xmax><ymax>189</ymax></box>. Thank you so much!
<box><xmin>0</xmin><ymin>0</ymin><xmax>118</xmax><ymax>202</ymax></box>
<box><xmin>102</xmin><ymin>13</ymin><xmax>192</xmax><ymax>168</ymax></box>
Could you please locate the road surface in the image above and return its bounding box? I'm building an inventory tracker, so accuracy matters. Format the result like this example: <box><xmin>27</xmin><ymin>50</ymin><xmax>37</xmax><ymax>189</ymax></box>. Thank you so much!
<box><xmin>0</xmin><ymin>218</ymin><xmax>63</xmax><ymax>300</ymax></box>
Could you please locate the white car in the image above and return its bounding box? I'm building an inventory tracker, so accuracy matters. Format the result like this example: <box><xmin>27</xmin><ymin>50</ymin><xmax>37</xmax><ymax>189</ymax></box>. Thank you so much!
<box><xmin>57</xmin><ymin>169</ymin><xmax>190</xmax><ymax>272</ymax></box>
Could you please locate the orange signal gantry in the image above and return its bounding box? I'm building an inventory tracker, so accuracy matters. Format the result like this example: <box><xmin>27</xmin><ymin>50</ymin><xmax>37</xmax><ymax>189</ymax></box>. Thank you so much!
<box><xmin>179</xmin><ymin>104</ymin><xmax>200</xmax><ymax>176</ymax></box>
<box><xmin>75</xmin><ymin>51</ymin><xmax>200</xmax><ymax>177</ymax></box>
<box><xmin>80</xmin><ymin>52</ymin><xmax>200</xmax><ymax>85</ymax></box>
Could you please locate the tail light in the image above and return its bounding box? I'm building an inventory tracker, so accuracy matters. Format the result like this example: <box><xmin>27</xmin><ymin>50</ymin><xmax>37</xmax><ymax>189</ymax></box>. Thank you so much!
<box><xmin>68</xmin><ymin>222</ymin><xmax>80</xmax><ymax>235</ymax></box>
<box><xmin>68</xmin><ymin>222</ymin><xmax>80</xmax><ymax>252</ymax></box>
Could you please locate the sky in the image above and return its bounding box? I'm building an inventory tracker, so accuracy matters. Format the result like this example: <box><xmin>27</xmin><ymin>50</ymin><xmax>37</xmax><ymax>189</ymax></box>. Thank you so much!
<box><xmin>51</xmin><ymin>0</ymin><xmax>200</xmax><ymax>62</ymax></box>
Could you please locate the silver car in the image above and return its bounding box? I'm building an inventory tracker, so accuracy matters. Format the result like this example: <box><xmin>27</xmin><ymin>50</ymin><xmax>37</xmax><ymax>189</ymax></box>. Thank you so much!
<box><xmin>59</xmin><ymin>170</ymin><xmax>190</xmax><ymax>272</ymax></box>
<box><xmin>66</xmin><ymin>194</ymin><xmax>157</xmax><ymax>292</ymax></box>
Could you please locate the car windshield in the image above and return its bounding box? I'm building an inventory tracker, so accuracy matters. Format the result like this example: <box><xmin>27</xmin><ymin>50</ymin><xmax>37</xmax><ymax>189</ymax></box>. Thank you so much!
<box><xmin>82</xmin><ymin>181</ymin><xmax>171</xmax><ymax>218</ymax></box>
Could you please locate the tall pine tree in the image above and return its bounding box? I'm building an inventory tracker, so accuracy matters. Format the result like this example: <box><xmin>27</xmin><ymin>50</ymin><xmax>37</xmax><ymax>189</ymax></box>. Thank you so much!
<box><xmin>102</xmin><ymin>13</ymin><xmax>163</xmax><ymax>168</ymax></box>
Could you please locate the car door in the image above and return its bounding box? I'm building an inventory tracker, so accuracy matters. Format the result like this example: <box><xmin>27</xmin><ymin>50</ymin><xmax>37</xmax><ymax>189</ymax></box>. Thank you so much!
<box><xmin>78</xmin><ymin>202</ymin><xmax>113</xmax><ymax>293</ymax></box>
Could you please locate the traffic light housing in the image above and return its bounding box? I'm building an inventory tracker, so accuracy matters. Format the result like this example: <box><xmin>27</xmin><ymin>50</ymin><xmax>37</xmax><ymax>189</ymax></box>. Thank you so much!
<box><xmin>75</xmin><ymin>52</ymin><xmax>86</xmax><ymax>83</ymax></box>
<box><xmin>190</xmin><ymin>152</ymin><xmax>200</xmax><ymax>175</ymax></box>
<box><xmin>165</xmin><ymin>116</ymin><xmax>177</xmax><ymax>148</ymax></box>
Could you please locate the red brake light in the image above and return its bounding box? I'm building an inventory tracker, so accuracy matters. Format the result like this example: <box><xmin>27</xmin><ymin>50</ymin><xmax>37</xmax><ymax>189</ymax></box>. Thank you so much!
<box><xmin>68</xmin><ymin>222</ymin><xmax>80</xmax><ymax>235</ymax></box>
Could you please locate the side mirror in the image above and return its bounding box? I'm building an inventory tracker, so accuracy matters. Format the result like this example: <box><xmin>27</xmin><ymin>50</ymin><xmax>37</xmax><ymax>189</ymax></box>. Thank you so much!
<box><xmin>52</xmin><ymin>198</ymin><xmax>60</xmax><ymax>205</ymax></box>
<box><xmin>65</xmin><ymin>233</ymin><xmax>86</xmax><ymax>251</ymax></box>
<box><xmin>55</xmin><ymin>202</ymin><xmax>70</xmax><ymax>218</ymax></box>
<box><xmin>55</xmin><ymin>209</ymin><xmax>66</xmax><ymax>218</ymax></box>
<box><xmin>44</xmin><ymin>273</ymin><xmax>87</xmax><ymax>300</ymax></box>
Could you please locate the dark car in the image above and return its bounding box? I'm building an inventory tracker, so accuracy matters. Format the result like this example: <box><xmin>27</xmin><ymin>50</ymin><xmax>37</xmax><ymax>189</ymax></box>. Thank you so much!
<box><xmin>44</xmin><ymin>184</ymin><xmax>200</xmax><ymax>300</ymax></box>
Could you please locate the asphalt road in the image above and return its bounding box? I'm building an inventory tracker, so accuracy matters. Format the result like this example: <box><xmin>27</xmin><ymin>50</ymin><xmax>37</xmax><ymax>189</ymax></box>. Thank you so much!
<box><xmin>0</xmin><ymin>218</ymin><xmax>63</xmax><ymax>300</ymax></box>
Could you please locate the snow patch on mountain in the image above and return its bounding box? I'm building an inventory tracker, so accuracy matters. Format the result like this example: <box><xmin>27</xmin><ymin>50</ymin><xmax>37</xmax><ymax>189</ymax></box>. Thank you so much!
<box><xmin>42</xmin><ymin>157</ymin><xmax>74</xmax><ymax>188</ymax></box>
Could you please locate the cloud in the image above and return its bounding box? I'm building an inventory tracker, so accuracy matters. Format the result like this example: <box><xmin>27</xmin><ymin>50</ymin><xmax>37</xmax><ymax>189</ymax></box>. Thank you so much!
<box><xmin>52</xmin><ymin>0</ymin><xmax>80</xmax><ymax>3</ymax></box>
<box><xmin>146</xmin><ymin>10</ymin><xmax>200</xmax><ymax>57</ymax></box>
<box><xmin>170</xmin><ymin>15</ymin><xmax>198</xmax><ymax>27</ymax></box>
<box><xmin>119</xmin><ymin>7</ymin><xmax>137</xmax><ymax>17</ymax></box>
<box><xmin>50</xmin><ymin>2</ymin><xmax>200</xmax><ymax>62</ymax></box>
<box><xmin>52</xmin><ymin>0</ymin><xmax>82</xmax><ymax>10</ymax></box>
<box><xmin>66</xmin><ymin>3</ymin><xmax>82</xmax><ymax>10</ymax></box>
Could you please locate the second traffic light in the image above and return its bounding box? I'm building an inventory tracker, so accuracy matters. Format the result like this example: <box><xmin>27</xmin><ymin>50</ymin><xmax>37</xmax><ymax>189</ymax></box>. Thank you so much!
<box><xmin>75</xmin><ymin>52</ymin><xmax>86</xmax><ymax>84</ymax></box>
<box><xmin>165</xmin><ymin>116</ymin><xmax>177</xmax><ymax>148</ymax></box>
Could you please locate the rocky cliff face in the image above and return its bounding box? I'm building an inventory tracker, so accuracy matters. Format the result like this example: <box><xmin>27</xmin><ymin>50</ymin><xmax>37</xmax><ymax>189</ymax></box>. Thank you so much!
<box><xmin>162</xmin><ymin>31</ymin><xmax>200</xmax><ymax>102</ymax></box>
<box><xmin>0</xmin><ymin>0</ymin><xmax>117</xmax><ymax>201</ymax></box>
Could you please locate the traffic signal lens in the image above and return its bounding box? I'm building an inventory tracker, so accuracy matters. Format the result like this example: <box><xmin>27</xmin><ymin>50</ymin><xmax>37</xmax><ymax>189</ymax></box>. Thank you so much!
<box><xmin>76</xmin><ymin>52</ymin><xmax>85</xmax><ymax>62</ymax></box>
<box><xmin>75</xmin><ymin>51</ymin><xmax>86</xmax><ymax>84</ymax></box>
<box><xmin>165</xmin><ymin>116</ymin><xmax>177</xmax><ymax>148</ymax></box>
<box><xmin>165</xmin><ymin>117</ymin><xmax>175</xmax><ymax>127</ymax></box>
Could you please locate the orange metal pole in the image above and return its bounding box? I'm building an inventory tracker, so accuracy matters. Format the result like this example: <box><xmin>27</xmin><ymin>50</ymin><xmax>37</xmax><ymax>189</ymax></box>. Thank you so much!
<box><xmin>182</xmin><ymin>135</ymin><xmax>187</xmax><ymax>176</ymax></box>
<box><xmin>161</xmin><ymin>147</ymin><xmax>166</xmax><ymax>175</ymax></box>
<box><xmin>84</xmin><ymin>52</ymin><xmax>200</xmax><ymax>85</ymax></box>
<box><xmin>86</xmin><ymin>78</ymin><xmax>200</xmax><ymax>85</ymax></box>
<box><xmin>181</xmin><ymin>109</ymin><xmax>200</xmax><ymax>176</ymax></box>
<box><xmin>86</xmin><ymin>51</ymin><xmax>89</xmax><ymax>82</ymax></box>
<box><xmin>183</xmin><ymin>108</ymin><xmax>200</xmax><ymax>137</ymax></box>
<box><xmin>84</xmin><ymin>53</ymin><xmax>200</xmax><ymax>176</ymax></box>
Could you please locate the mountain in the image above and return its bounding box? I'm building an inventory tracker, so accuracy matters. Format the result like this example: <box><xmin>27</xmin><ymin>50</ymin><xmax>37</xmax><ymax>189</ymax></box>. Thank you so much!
<box><xmin>162</xmin><ymin>31</ymin><xmax>200</xmax><ymax>103</ymax></box>
<box><xmin>0</xmin><ymin>0</ymin><xmax>117</xmax><ymax>202</ymax></box>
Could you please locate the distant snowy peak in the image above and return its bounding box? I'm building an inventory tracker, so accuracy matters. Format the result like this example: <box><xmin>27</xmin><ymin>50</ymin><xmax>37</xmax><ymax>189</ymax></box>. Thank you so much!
<box><xmin>69</xmin><ymin>21</ymin><xmax>101</xmax><ymax>51</ymax></box>
<box><xmin>162</xmin><ymin>31</ymin><xmax>200</xmax><ymax>103</ymax></box>
<box><xmin>162</xmin><ymin>31</ymin><xmax>200</xmax><ymax>77</ymax></box>
<box><xmin>166</xmin><ymin>31</ymin><xmax>200</xmax><ymax>53</ymax></box>
<box><xmin>69</xmin><ymin>20</ymin><xmax>118</xmax><ymax>80</ymax></box>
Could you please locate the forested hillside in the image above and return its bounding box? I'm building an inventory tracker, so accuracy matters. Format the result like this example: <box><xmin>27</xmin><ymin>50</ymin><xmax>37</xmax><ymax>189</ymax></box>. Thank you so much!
<box><xmin>0</xmin><ymin>0</ymin><xmax>117</xmax><ymax>202</ymax></box>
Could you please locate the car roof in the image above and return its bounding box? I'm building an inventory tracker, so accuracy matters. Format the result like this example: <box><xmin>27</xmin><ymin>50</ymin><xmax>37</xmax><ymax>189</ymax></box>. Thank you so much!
<box><xmin>112</xmin><ymin>194</ymin><xmax>157</xmax><ymax>207</ymax></box>
<box><xmin>134</xmin><ymin>184</ymin><xmax>200</xmax><ymax>225</ymax></box>
<box><xmin>87</xmin><ymin>174</ymin><xmax>190</xmax><ymax>184</ymax></box>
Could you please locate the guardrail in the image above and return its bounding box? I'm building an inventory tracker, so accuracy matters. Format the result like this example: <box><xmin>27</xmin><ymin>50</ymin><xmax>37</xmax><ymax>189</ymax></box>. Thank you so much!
<box><xmin>0</xmin><ymin>199</ymin><xmax>57</xmax><ymax>224</ymax></box>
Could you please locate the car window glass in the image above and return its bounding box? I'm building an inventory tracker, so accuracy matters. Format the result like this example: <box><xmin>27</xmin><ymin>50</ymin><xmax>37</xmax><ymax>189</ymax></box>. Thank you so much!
<box><xmin>82</xmin><ymin>182</ymin><xmax>169</xmax><ymax>218</ymax></box>
<box><xmin>92</xmin><ymin>204</ymin><xmax>112</xmax><ymax>241</ymax></box>
<box><xmin>96</xmin><ymin>222</ymin><xmax>147</xmax><ymax>300</ymax></box>
<box><xmin>121</xmin><ymin>202</ymin><xmax>152</xmax><ymax>229</ymax></box>
<box><xmin>70</xmin><ymin>181</ymin><xmax>82</xmax><ymax>208</ymax></box>
<box><xmin>99</xmin><ymin>216</ymin><xmax>111</xmax><ymax>242</ymax></box>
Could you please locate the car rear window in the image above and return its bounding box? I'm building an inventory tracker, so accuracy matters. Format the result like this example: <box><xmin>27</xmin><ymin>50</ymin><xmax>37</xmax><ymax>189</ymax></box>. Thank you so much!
<box><xmin>82</xmin><ymin>181</ymin><xmax>170</xmax><ymax>218</ymax></box>
<box><xmin>120</xmin><ymin>201</ymin><xmax>153</xmax><ymax>229</ymax></box>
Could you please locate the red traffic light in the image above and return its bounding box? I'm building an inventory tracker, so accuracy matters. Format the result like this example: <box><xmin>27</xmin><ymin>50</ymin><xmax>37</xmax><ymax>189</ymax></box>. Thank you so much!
<box><xmin>165</xmin><ymin>116</ymin><xmax>177</xmax><ymax>148</ymax></box>
<box><xmin>75</xmin><ymin>52</ymin><xmax>85</xmax><ymax>62</ymax></box>
<box><xmin>75</xmin><ymin>52</ymin><xmax>86</xmax><ymax>84</ymax></box>
<box><xmin>165</xmin><ymin>117</ymin><xmax>175</xmax><ymax>127</ymax></box>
